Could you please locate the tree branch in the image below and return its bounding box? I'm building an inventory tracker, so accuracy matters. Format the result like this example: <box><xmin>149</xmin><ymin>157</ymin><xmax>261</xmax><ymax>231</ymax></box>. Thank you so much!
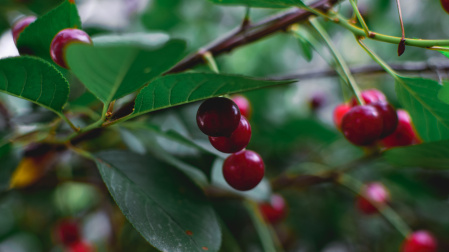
<box><xmin>168</xmin><ymin>0</ymin><xmax>338</xmax><ymax>73</ymax></box>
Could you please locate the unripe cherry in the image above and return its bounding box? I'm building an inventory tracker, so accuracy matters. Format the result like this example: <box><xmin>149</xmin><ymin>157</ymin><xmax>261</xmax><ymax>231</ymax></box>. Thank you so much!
<box><xmin>11</xmin><ymin>16</ymin><xmax>37</xmax><ymax>44</ymax></box>
<box><xmin>356</xmin><ymin>182</ymin><xmax>390</xmax><ymax>215</ymax></box>
<box><xmin>231</xmin><ymin>95</ymin><xmax>251</xmax><ymax>119</ymax></box>
<box><xmin>259</xmin><ymin>194</ymin><xmax>287</xmax><ymax>223</ymax></box>
<box><xmin>50</xmin><ymin>28</ymin><xmax>92</xmax><ymax>69</ymax></box>
<box><xmin>333</xmin><ymin>103</ymin><xmax>351</xmax><ymax>130</ymax></box>
<box><xmin>341</xmin><ymin>105</ymin><xmax>383</xmax><ymax>146</ymax></box>
<box><xmin>197</xmin><ymin>97</ymin><xmax>241</xmax><ymax>137</ymax></box>
<box><xmin>222</xmin><ymin>150</ymin><xmax>264</xmax><ymax>191</ymax></box>
<box><xmin>209</xmin><ymin>116</ymin><xmax>251</xmax><ymax>153</ymax></box>
<box><xmin>402</xmin><ymin>230</ymin><xmax>437</xmax><ymax>252</ymax></box>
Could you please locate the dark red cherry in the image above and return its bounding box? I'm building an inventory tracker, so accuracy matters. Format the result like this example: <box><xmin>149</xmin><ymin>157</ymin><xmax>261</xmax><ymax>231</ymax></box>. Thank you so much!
<box><xmin>341</xmin><ymin>105</ymin><xmax>383</xmax><ymax>146</ymax></box>
<box><xmin>356</xmin><ymin>182</ymin><xmax>390</xmax><ymax>215</ymax></box>
<box><xmin>371</xmin><ymin>101</ymin><xmax>398</xmax><ymax>138</ymax></box>
<box><xmin>350</xmin><ymin>89</ymin><xmax>386</xmax><ymax>106</ymax></box>
<box><xmin>222</xmin><ymin>150</ymin><xmax>264</xmax><ymax>191</ymax></box>
<box><xmin>209</xmin><ymin>116</ymin><xmax>251</xmax><ymax>153</ymax></box>
<box><xmin>197</xmin><ymin>97</ymin><xmax>241</xmax><ymax>137</ymax></box>
<box><xmin>442</xmin><ymin>0</ymin><xmax>449</xmax><ymax>14</ymax></box>
<box><xmin>12</xmin><ymin>16</ymin><xmax>37</xmax><ymax>44</ymax></box>
<box><xmin>381</xmin><ymin>109</ymin><xmax>420</xmax><ymax>148</ymax></box>
<box><xmin>333</xmin><ymin>103</ymin><xmax>351</xmax><ymax>130</ymax></box>
<box><xmin>259</xmin><ymin>194</ymin><xmax>287</xmax><ymax>223</ymax></box>
<box><xmin>231</xmin><ymin>95</ymin><xmax>251</xmax><ymax>119</ymax></box>
<box><xmin>50</xmin><ymin>28</ymin><xmax>92</xmax><ymax>69</ymax></box>
<box><xmin>402</xmin><ymin>230</ymin><xmax>437</xmax><ymax>252</ymax></box>
<box><xmin>309</xmin><ymin>93</ymin><xmax>325</xmax><ymax>111</ymax></box>
<box><xmin>56</xmin><ymin>219</ymin><xmax>81</xmax><ymax>246</ymax></box>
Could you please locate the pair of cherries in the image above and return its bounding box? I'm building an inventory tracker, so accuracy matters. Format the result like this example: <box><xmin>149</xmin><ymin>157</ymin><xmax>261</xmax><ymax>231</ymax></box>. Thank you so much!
<box><xmin>334</xmin><ymin>89</ymin><xmax>419</xmax><ymax>147</ymax></box>
<box><xmin>357</xmin><ymin>183</ymin><xmax>437</xmax><ymax>252</ymax></box>
<box><xmin>196</xmin><ymin>96</ymin><xmax>264</xmax><ymax>191</ymax></box>
<box><xmin>12</xmin><ymin>16</ymin><xmax>92</xmax><ymax>69</ymax></box>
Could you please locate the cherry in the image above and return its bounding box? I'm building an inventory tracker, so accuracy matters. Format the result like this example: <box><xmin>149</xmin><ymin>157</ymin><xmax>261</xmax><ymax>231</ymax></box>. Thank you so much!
<box><xmin>333</xmin><ymin>103</ymin><xmax>351</xmax><ymax>130</ymax></box>
<box><xmin>56</xmin><ymin>219</ymin><xmax>81</xmax><ymax>246</ymax></box>
<box><xmin>402</xmin><ymin>230</ymin><xmax>437</xmax><ymax>252</ymax></box>
<box><xmin>442</xmin><ymin>0</ymin><xmax>449</xmax><ymax>14</ymax></box>
<box><xmin>197</xmin><ymin>97</ymin><xmax>241</xmax><ymax>137</ymax></box>
<box><xmin>381</xmin><ymin>109</ymin><xmax>419</xmax><ymax>148</ymax></box>
<box><xmin>231</xmin><ymin>95</ymin><xmax>251</xmax><ymax>119</ymax></box>
<box><xmin>50</xmin><ymin>28</ymin><xmax>92</xmax><ymax>69</ymax></box>
<box><xmin>309</xmin><ymin>93</ymin><xmax>325</xmax><ymax>111</ymax></box>
<box><xmin>68</xmin><ymin>241</ymin><xmax>95</xmax><ymax>252</ymax></box>
<box><xmin>356</xmin><ymin>182</ymin><xmax>390</xmax><ymax>215</ymax></box>
<box><xmin>341</xmin><ymin>105</ymin><xmax>383</xmax><ymax>146</ymax></box>
<box><xmin>11</xmin><ymin>16</ymin><xmax>37</xmax><ymax>44</ymax></box>
<box><xmin>259</xmin><ymin>194</ymin><xmax>287</xmax><ymax>223</ymax></box>
<box><xmin>209</xmin><ymin>116</ymin><xmax>251</xmax><ymax>153</ymax></box>
<box><xmin>222</xmin><ymin>150</ymin><xmax>264</xmax><ymax>191</ymax></box>
<box><xmin>370</xmin><ymin>101</ymin><xmax>398</xmax><ymax>138</ymax></box>
<box><xmin>349</xmin><ymin>89</ymin><xmax>386</xmax><ymax>106</ymax></box>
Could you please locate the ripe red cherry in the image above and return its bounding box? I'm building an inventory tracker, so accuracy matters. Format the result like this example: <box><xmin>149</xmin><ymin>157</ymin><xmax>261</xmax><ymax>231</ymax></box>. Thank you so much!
<box><xmin>442</xmin><ymin>0</ymin><xmax>449</xmax><ymax>14</ymax></box>
<box><xmin>333</xmin><ymin>103</ymin><xmax>351</xmax><ymax>130</ymax></box>
<box><xmin>259</xmin><ymin>194</ymin><xmax>287</xmax><ymax>223</ymax></box>
<box><xmin>356</xmin><ymin>182</ymin><xmax>390</xmax><ymax>215</ymax></box>
<box><xmin>349</xmin><ymin>89</ymin><xmax>386</xmax><ymax>106</ymax></box>
<box><xmin>50</xmin><ymin>28</ymin><xmax>92</xmax><ymax>69</ymax></box>
<box><xmin>56</xmin><ymin>219</ymin><xmax>81</xmax><ymax>246</ymax></box>
<box><xmin>209</xmin><ymin>116</ymin><xmax>251</xmax><ymax>153</ymax></box>
<box><xmin>231</xmin><ymin>95</ymin><xmax>251</xmax><ymax>119</ymax></box>
<box><xmin>402</xmin><ymin>230</ymin><xmax>437</xmax><ymax>252</ymax></box>
<box><xmin>222</xmin><ymin>150</ymin><xmax>264</xmax><ymax>191</ymax></box>
<box><xmin>341</xmin><ymin>105</ymin><xmax>383</xmax><ymax>146</ymax></box>
<box><xmin>11</xmin><ymin>16</ymin><xmax>37</xmax><ymax>43</ymax></box>
<box><xmin>310</xmin><ymin>93</ymin><xmax>325</xmax><ymax>111</ymax></box>
<box><xmin>68</xmin><ymin>241</ymin><xmax>95</xmax><ymax>252</ymax></box>
<box><xmin>197</xmin><ymin>97</ymin><xmax>241</xmax><ymax>137</ymax></box>
<box><xmin>370</xmin><ymin>101</ymin><xmax>398</xmax><ymax>138</ymax></box>
<box><xmin>381</xmin><ymin>109</ymin><xmax>420</xmax><ymax>148</ymax></box>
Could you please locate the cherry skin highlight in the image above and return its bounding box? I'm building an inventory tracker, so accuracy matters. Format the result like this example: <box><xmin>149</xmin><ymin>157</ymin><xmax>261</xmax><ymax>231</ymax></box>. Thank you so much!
<box><xmin>56</xmin><ymin>219</ymin><xmax>81</xmax><ymax>246</ymax></box>
<box><xmin>341</xmin><ymin>105</ymin><xmax>383</xmax><ymax>146</ymax></box>
<box><xmin>12</xmin><ymin>16</ymin><xmax>37</xmax><ymax>44</ymax></box>
<box><xmin>197</xmin><ymin>97</ymin><xmax>241</xmax><ymax>137</ymax></box>
<box><xmin>222</xmin><ymin>150</ymin><xmax>264</xmax><ymax>191</ymax></box>
<box><xmin>209</xmin><ymin>116</ymin><xmax>251</xmax><ymax>153</ymax></box>
<box><xmin>381</xmin><ymin>109</ymin><xmax>419</xmax><ymax>148</ymax></box>
<box><xmin>402</xmin><ymin>230</ymin><xmax>437</xmax><ymax>252</ymax></box>
<box><xmin>356</xmin><ymin>182</ymin><xmax>390</xmax><ymax>215</ymax></box>
<box><xmin>259</xmin><ymin>194</ymin><xmax>287</xmax><ymax>223</ymax></box>
<box><xmin>333</xmin><ymin>103</ymin><xmax>351</xmax><ymax>130</ymax></box>
<box><xmin>50</xmin><ymin>28</ymin><xmax>92</xmax><ymax>69</ymax></box>
<box><xmin>370</xmin><ymin>101</ymin><xmax>398</xmax><ymax>138</ymax></box>
<box><xmin>349</xmin><ymin>89</ymin><xmax>386</xmax><ymax>106</ymax></box>
<box><xmin>231</xmin><ymin>95</ymin><xmax>251</xmax><ymax>119</ymax></box>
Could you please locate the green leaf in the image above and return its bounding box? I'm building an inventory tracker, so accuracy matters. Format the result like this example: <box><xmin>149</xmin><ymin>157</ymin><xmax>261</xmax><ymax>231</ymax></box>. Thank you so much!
<box><xmin>291</xmin><ymin>26</ymin><xmax>315</xmax><ymax>62</ymax></box>
<box><xmin>132</xmin><ymin>73</ymin><xmax>294</xmax><ymax>118</ymax></box>
<box><xmin>211</xmin><ymin>158</ymin><xmax>271</xmax><ymax>202</ymax></box>
<box><xmin>16</xmin><ymin>0</ymin><xmax>82</xmax><ymax>60</ymax></box>
<box><xmin>207</xmin><ymin>0</ymin><xmax>305</xmax><ymax>8</ymax></box>
<box><xmin>66</xmin><ymin>34</ymin><xmax>186</xmax><ymax>105</ymax></box>
<box><xmin>0</xmin><ymin>57</ymin><xmax>69</xmax><ymax>113</ymax></box>
<box><xmin>437</xmin><ymin>81</ymin><xmax>449</xmax><ymax>105</ymax></box>
<box><xmin>384</xmin><ymin>140</ymin><xmax>449</xmax><ymax>169</ymax></box>
<box><xmin>395</xmin><ymin>76</ymin><xmax>449</xmax><ymax>142</ymax></box>
<box><xmin>95</xmin><ymin>151</ymin><xmax>221</xmax><ymax>252</ymax></box>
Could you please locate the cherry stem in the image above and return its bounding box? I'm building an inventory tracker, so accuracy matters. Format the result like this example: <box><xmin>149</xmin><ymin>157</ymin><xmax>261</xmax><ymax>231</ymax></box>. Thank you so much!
<box><xmin>309</xmin><ymin>17</ymin><xmax>364</xmax><ymax>105</ymax></box>
<box><xmin>58</xmin><ymin>112</ymin><xmax>79</xmax><ymax>132</ymax></box>
<box><xmin>348</xmin><ymin>0</ymin><xmax>371</xmax><ymax>37</ymax></box>
<box><xmin>396</xmin><ymin>0</ymin><xmax>405</xmax><ymax>40</ymax></box>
